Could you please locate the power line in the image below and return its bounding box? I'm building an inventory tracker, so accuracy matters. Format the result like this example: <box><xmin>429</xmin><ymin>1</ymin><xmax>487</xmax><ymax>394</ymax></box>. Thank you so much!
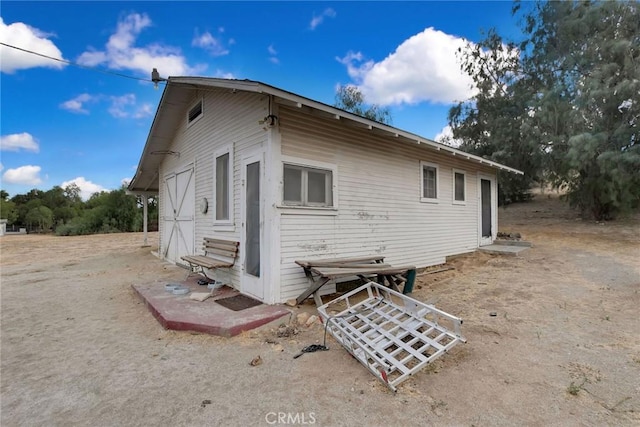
<box><xmin>0</xmin><ymin>42</ymin><xmax>164</xmax><ymax>84</ymax></box>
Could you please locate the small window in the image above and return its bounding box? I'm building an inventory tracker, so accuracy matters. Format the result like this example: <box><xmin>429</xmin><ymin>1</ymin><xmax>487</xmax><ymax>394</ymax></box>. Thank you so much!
<box><xmin>454</xmin><ymin>170</ymin><xmax>466</xmax><ymax>203</ymax></box>
<box><xmin>283</xmin><ymin>164</ymin><xmax>333</xmax><ymax>207</ymax></box>
<box><xmin>420</xmin><ymin>161</ymin><xmax>439</xmax><ymax>202</ymax></box>
<box><xmin>213</xmin><ymin>147</ymin><xmax>233</xmax><ymax>225</ymax></box>
<box><xmin>188</xmin><ymin>99</ymin><xmax>203</xmax><ymax>125</ymax></box>
<box><xmin>216</xmin><ymin>154</ymin><xmax>229</xmax><ymax>220</ymax></box>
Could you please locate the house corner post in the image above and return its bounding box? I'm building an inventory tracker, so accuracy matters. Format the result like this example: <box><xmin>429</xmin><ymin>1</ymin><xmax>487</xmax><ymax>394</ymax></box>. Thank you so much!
<box><xmin>143</xmin><ymin>195</ymin><xmax>149</xmax><ymax>246</ymax></box>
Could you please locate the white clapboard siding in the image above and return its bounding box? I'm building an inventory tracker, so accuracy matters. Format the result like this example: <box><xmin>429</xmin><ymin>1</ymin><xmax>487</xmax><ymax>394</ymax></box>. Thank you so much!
<box><xmin>159</xmin><ymin>89</ymin><xmax>269</xmax><ymax>288</ymax></box>
<box><xmin>156</xmin><ymin>90</ymin><xmax>499</xmax><ymax>303</ymax></box>
<box><xmin>277</xmin><ymin>105</ymin><xmax>496</xmax><ymax>301</ymax></box>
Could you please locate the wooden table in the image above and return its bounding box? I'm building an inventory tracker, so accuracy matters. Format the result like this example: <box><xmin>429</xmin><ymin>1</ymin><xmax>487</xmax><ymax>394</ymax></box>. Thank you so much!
<box><xmin>295</xmin><ymin>256</ymin><xmax>416</xmax><ymax>306</ymax></box>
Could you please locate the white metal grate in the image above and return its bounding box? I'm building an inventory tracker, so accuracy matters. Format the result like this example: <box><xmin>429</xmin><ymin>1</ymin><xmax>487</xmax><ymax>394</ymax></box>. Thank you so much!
<box><xmin>317</xmin><ymin>282</ymin><xmax>466</xmax><ymax>392</ymax></box>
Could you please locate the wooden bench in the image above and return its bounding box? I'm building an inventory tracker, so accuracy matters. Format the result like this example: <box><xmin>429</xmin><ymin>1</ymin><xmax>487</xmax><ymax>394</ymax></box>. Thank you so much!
<box><xmin>181</xmin><ymin>238</ymin><xmax>239</xmax><ymax>280</ymax></box>
<box><xmin>294</xmin><ymin>256</ymin><xmax>416</xmax><ymax>307</ymax></box>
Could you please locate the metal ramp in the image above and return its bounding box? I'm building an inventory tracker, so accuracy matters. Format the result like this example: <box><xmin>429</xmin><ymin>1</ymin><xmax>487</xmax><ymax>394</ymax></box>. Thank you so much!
<box><xmin>317</xmin><ymin>282</ymin><xmax>466</xmax><ymax>392</ymax></box>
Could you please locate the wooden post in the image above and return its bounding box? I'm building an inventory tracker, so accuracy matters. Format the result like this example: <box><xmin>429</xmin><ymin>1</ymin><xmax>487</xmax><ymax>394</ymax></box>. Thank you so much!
<box><xmin>142</xmin><ymin>195</ymin><xmax>148</xmax><ymax>247</ymax></box>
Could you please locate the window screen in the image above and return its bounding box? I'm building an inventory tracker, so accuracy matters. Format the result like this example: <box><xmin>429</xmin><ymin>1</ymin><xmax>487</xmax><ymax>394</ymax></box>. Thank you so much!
<box><xmin>283</xmin><ymin>165</ymin><xmax>302</xmax><ymax>203</ymax></box>
<box><xmin>307</xmin><ymin>170</ymin><xmax>328</xmax><ymax>204</ymax></box>
<box><xmin>423</xmin><ymin>166</ymin><xmax>437</xmax><ymax>199</ymax></box>
<box><xmin>454</xmin><ymin>172</ymin><xmax>465</xmax><ymax>201</ymax></box>
<box><xmin>216</xmin><ymin>153</ymin><xmax>229</xmax><ymax>220</ymax></box>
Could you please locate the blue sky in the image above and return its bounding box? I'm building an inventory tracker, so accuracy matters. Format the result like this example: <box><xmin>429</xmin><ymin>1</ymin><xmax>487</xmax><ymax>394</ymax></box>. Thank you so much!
<box><xmin>1</xmin><ymin>1</ymin><xmax>520</xmax><ymax>199</ymax></box>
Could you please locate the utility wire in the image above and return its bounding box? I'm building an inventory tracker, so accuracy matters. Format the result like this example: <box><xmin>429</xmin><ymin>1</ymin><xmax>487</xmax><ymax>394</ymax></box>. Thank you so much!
<box><xmin>0</xmin><ymin>42</ymin><xmax>164</xmax><ymax>84</ymax></box>
<box><xmin>0</xmin><ymin>41</ymin><xmax>262</xmax><ymax>102</ymax></box>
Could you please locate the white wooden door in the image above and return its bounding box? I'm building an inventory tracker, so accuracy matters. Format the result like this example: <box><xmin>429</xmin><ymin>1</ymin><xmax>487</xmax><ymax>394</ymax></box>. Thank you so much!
<box><xmin>241</xmin><ymin>154</ymin><xmax>264</xmax><ymax>300</ymax></box>
<box><xmin>162</xmin><ymin>165</ymin><xmax>195</xmax><ymax>264</ymax></box>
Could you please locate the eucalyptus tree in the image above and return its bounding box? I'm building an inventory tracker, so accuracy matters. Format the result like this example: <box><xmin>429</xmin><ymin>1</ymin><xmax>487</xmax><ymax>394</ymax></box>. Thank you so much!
<box><xmin>334</xmin><ymin>85</ymin><xmax>393</xmax><ymax>125</ymax></box>
<box><xmin>448</xmin><ymin>28</ymin><xmax>541</xmax><ymax>204</ymax></box>
<box><xmin>527</xmin><ymin>0</ymin><xmax>640</xmax><ymax>219</ymax></box>
<box><xmin>450</xmin><ymin>0</ymin><xmax>640</xmax><ymax>218</ymax></box>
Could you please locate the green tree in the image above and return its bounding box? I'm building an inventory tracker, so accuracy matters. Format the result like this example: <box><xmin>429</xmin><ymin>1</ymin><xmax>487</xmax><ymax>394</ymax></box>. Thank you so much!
<box><xmin>529</xmin><ymin>0</ymin><xmax>640</xmax><ymax>219</ymax></box>
<box><xmin>25</xmin><ymin>205</ymin><xmax>54</xmax><ymax>232</ymax></box>
<box><xmin>450</xmin><ymin>0</ymin><xmax>640</xmax><ymax>219</ymax></box>
<box><xmin>334</xmin><ymin>85</ymin><xmax>392</xmax><ymax>125</ymax></box>
<box><xmin>105</xmin><ymin>187</ymin><xmax>137</xmax><ymax>231</ymax></box>
<box><xmin>41</xmin><ymin>186</ymin><xmax>76</xmax><ymax>225</ymax></box>
<box><xmin>42</xmin><ymin>186</ymin><xmax>66</xmax><ymax>209</ymax></box>
<box><xmin>11</xmin><ymin>189</ymin><xmax>43</xmax><ymax>226</ymax></box>
<box><xmin>0</xmin><ymin>198</ymin><xmax>18</xmax><ymax>224</ymax></box>
<box><xmin>63</xmin><ymin>183</ymin><xmax>82</xmax><ymax>205</ymax></box>
<box><xmin>449</xmin><ymin>28</ymin><xmax>542</xmax><ymax>204</ymax></box>
<box><xmin>83</xmin><ymin>187</ymin><xmax>138</xmax><ymax>232</ymax></box>
<box><xmin>6</xmin><ymin>185</ymin><xmax>144</xmax><ymax>235</ymax></box>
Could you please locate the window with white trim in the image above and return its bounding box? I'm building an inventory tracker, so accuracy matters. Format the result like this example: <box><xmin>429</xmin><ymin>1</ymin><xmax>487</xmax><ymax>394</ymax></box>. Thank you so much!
<box><xmin>283</xmin><ymin>163</ymin><xmax>333</xmax><ymax>207</ymax></box>
<box><xmin>213</xmin><ymin>146</ymin><xmax>233</xmax><ymax>224</ymax></box>
<box><xmin>187</xmin><ymin>98</ymin><xmax>203</xmax><ymax>126</ymax></box>
<box><xmin>453</xmin><ymin>169</ymin><xmax>466</xmax><ymax>203</ymax></box>
<box><xmin>420</xmin><ymin>161</ymin><xmax>439</xmax><ymax>202</ymax></box>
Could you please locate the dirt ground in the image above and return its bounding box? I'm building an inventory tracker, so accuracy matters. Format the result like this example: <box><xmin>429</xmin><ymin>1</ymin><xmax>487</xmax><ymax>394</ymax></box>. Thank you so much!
<box><xmin>1</xmin><ymin>193</ymin><xmax>639</xmax><ymax>426</ymax></box>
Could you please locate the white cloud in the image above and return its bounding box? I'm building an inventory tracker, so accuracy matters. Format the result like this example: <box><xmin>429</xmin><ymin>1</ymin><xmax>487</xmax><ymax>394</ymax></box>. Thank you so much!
<box><xmin>0</xmin><ymin>18</ymin><xmax>66</xmax><ymax>73</ymax></box>
<box><xmin>434</xmin><ymin>125</ymin><xmax>452</xmax><ymax>142</ymax></box>
<box><xmin>59</xmin><ymin>93</ymin><xmax>94</xmax><ymax>114</ymax></box>
<box><xmin>192</xmin><ymin>30</ymin><xmax>230</xmax><ymax>57</ymax></box>
<box><xmin>212</xmin><ymin>70</ymin><xmax>235</xmax><ymax>79</ymax></box>
<box><xmin>0</xmin><ymin>132</ymin><xmax>40</xmax><ymax>152</ymax></box>
<box><xmin>133</xmin><ymin>103</ymin><xmax>154</xmax><ymax>119</ymax></box>
<box><xmin>61</xmin><ymin>177</ymin><xmax>105</xmax><ymax>200</ymax></box>
<box><xmin>2</xmin><ymin>165</ymin><xmax>43</xmax><ymax>185</ymax></box>
<box><xmin>339</xmin><ymin>51</ymin><xmax>364</xmax><ymax>65</ymax></box>
<box><xmin>338</xmin><ymin>27</ymin><xmax>476</xmax><ymax>105</ymax></box>
<box><xmin>121</xmin><ymin>177</ymin><xmax>132</xmax><ymax>187</ymax></box>
<box><xmin>108</xmin><ymin>94</ymin><xmax>136</xmax><ymax>118</ymax></box>
<box><xmin>310</xmin><ymin>8</ymin><xmax>336</xmax><ymax>30</ymax></box>
<box><xmin>77</xmin><ymin>13</ymin><xmax>205</xmax><ymax>77</ymax></box>
<box><xmin>267</xmin><ymin>44</ymin><xmax>279</xmax><ymax>64</ymax></box>
<box><xmin>60</xmin><ymin>92</ymin><xmax>151</xmax><ymax>118</ymax></box>
<box><xmin>434</xmin><ymin>125</ymin><xmax>462</xmax><ymax>148</ymax></box>
<box><xmin>0</xmin><ymin>163</ymin><xmax>4</xmax><ymax>172</ymax></box>
<box><xmin>75</xmin><ymin>50</ymin><xmax>106</xmax><ymax>67</ymax></box>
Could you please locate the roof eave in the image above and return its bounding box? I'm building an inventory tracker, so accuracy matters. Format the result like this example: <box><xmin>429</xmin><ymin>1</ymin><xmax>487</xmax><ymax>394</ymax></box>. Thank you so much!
<box><xmin>246</xmin><ymin>80</ymin><xmax>523</xmax><ymax>175</ymax></box>
<box><xmin>127</xmin><ymin>81</ymin><xmax>184</xmax><ymax>193</ymax></box>
<box><xmin>128</xmin><ymin>77</ymin><xmax>523</xmax><ymax>194</ymax></box>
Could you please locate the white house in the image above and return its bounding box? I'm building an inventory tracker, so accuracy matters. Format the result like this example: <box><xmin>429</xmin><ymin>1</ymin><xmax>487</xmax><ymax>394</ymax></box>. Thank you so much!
<box><xmin>128</xmin><ymin>78</ymin><xmax>522</xmax><ymax>304</ymax></box>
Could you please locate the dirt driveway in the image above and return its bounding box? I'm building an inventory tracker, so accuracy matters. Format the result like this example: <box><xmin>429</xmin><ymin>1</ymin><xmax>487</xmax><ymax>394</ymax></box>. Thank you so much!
<box><xmin>1</xmin><ymin>195</ymin><xmax>639</xmax><ymax>426</ymax></box>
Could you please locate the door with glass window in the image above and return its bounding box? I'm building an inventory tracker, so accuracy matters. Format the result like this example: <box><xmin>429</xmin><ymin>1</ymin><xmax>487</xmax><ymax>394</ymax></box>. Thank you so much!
<box><xmin>241</xmin><ymin>154</ymin><xmax>263</xmax><ymax>300</ymax></box>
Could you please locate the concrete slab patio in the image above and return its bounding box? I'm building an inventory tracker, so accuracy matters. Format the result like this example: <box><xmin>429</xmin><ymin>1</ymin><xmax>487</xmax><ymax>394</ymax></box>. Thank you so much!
<box><xmin>479</xmin><ymin>240</ymin><xmax>532</xmax><ymax>256</ymax></box>
<box><xmin>132</xmin><ymin>277</ymin><xmax>291</xmax><ymax>337</ymax></box>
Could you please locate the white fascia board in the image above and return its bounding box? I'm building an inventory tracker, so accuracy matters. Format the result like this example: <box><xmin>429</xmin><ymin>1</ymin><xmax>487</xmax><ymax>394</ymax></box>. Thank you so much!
<box><xmin>165</xmin><ymin>78</ymin><xmax>524</xmax><ymax>176</ymax></box>
<box><xmin>257</xmin><ymin>84</ymin><xmax>524</xmax><ymax>175</ymax></box>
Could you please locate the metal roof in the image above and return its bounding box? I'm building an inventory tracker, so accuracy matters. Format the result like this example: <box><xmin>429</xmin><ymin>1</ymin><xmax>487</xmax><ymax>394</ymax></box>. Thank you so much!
<box><xmin>127</xmin><ymin>77</ymin><xmax>523</xmax><ymax>193</ymax></box>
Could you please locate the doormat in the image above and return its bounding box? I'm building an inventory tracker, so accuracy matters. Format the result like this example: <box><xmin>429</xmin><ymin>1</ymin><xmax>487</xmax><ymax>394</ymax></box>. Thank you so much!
<box><xmin>215</xmin><ymin>294</ymin><xmax>262</xmax><ymax>311</ymax></box>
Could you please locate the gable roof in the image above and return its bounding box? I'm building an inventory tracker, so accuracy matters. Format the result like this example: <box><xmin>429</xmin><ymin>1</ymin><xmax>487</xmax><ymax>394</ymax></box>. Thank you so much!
<box><xmin>128</xmin><ymin>77</ymin><xmax>523</xmax><ymax>193</ymax></box>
